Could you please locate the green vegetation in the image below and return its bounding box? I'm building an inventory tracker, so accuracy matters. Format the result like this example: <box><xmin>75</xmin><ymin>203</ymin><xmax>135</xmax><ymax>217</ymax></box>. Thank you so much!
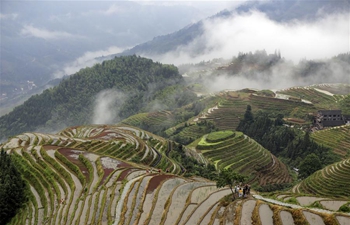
<box><xmin>338</xmin><ymin>204</ymin><xmax>350</xmax><ymax>213</ymax></box>
<box><xmin>169</xmin><ymin>143</ymin><xmax>217</xmax><ymax>179</ymax></box>
<box><xmin>0</xmin><ymin>55</ymin><xmax>197</xmax><ymax>140</ymax></box>
<box><xmin>339</xmin><ymin>95</ymin><xmax>350</xmax><ymax>115</ymax></box>
<box><xmin>206</xmin><ymin>131</ymin><xmax>234</xmax><ymax>143</ymax></box>
<box><xmin>194</xmin><ymin>130</ymin><xmax>292</xmax><ymax>189</ymax></box>
<box><xmin>311</xmin><ymin>126</ymin><xmax>350</xmax><ymax>158</ymax></box>
<box><xmin>296</xmin><ymin>158</ymin><xmax>350</xmax><ymax>197</ymax></box>
<box><xmin>298</xmin><ymin>153</ymin><xmax>322</xmax><ymax>179</ymax></box>
<box><xmin>237</xmin><ymin>106</ymin><xmax>339</xmax><ymax>169</ymax></box>
<box><xmin>216</xmin><ymin>168</ymin><xmax>245</xmax><ymax>199</ymax></box>
<box><xmin>0</xmin><ymin>149</ymin><xmax>28</xmax><ymax>225</ymax></box>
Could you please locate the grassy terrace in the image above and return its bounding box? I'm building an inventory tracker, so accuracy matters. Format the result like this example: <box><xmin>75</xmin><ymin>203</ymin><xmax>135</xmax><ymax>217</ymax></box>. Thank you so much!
<box><xmin>295</xmin><ymin>158</ymin><xmax>350</xmax><ymax>197</ymax></box>
<box><xmin>195</xmin><ymin>131</ymin><xmax>292</xmax><ymax>187</ymax></box>
<box><xmin>311</xmin><ymin>126</ymin><xmax>350</xmax><ymax>158</ymax></box>
<box><xmin>276</xmin><ymin>87</ymin><xmax>340</xmax><ymax>109</ymax></box>
<box><xmin>248</xmin><ymin>94</ymin><xmax>316</xmax><ymax>117</ymax></box>
<box><xmin>122</xmin><ymin>110</ymin><xmax>175</xmax><ymax>131</ymax></box>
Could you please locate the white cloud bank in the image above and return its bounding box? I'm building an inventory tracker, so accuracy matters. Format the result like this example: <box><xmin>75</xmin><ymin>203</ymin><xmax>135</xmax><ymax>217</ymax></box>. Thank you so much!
<box><xmin>53</xmin><ymin>46</ymin><xmax>124</xmax><ymax>78</ymax></box>
<box><xmin>155</xmin><ymin>10</ymin><xmax>349</xmax><ymax>65</ymax></box>
<box><xmin>20</xmin><ymin>24</ymin><xmax>80</xmax><ymax>40</ymax></box>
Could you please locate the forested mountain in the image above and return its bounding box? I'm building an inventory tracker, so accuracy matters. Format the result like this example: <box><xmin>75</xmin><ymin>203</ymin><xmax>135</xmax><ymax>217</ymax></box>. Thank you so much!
<box><xmin>0</xmin><ymin>56</ymin><xmax>197</xmax><ymax>140</ymax></box>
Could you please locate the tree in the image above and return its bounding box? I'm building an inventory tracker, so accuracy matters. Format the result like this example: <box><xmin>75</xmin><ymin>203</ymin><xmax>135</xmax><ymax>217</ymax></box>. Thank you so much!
<box><xmin>298</xmin><ymin>153</ymin><xmax>322</xmax><ymax>179</ymax></box>
<box><xmin>237</xmin><ymin>105</ymin><xmax>254</xmax><ymax>131</ymax></box>
<box><xmin>0</xmin><ymin>149</ymin><xmax>28</xmax><ymax>224</ymax></box>
<box><xmin>216</xmin><ymin>168</ymin><xmax>245</xmax><ymax>200</ymax></box>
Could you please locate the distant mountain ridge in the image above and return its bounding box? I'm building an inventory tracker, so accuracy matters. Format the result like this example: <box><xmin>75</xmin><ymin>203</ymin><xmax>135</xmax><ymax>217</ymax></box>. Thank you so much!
<box><xmin>109</xmin><ymin>0</ymin><xmax>348</xmax><ymax>59</ymax></box>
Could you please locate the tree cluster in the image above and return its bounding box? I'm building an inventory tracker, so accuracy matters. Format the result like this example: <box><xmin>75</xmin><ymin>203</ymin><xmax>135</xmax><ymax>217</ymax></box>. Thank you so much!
<box><xmin>0</xmin><ymin>149</ymin><xmax>28</xmax><ymax>224</ymax></box>
<box><xmin>237</xmin><ymin>105</ymin><xmax>339</xmax><ymax>178</ymax></box>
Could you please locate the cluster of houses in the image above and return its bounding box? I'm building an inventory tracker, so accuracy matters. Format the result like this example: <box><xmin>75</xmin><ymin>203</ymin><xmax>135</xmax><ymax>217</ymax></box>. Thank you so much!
<box><xmin>313</xmin><ymin>110</ymin><xmax>350</xmax><ymax>130</ymax></box>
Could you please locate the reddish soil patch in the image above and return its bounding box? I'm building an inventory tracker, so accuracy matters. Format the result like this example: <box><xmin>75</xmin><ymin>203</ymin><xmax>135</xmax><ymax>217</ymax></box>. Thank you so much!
<box><xmin>117</xmin><ymin>168</ymin><xmax>134</xmax><ymax>181</ymax></box>
<box><xmin>146</xmin><ymin>175</ymin><xmax>174</xmax><ymax>194</ymax></box>
<box><xmin>100</xmin><ymin>157</ymin><xmax>132</xmax><ymax>185</ymax></box>
<box><xmin>100</xmin><ymin>168</ymin><xmax>114</xmax><ymax>185</ymax></box>
<box><xmin>58</xmin><ymin>148</ymin><xmax>90</xmax><ymax>182</ymax></box>
<box><xmin>42</xmin><ymin>145</ymin><xmax>60</xmax><ymax>150</ymax></box>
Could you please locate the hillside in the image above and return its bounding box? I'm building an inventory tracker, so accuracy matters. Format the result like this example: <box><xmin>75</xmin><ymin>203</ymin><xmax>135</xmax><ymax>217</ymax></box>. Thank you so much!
<box><xmin>0</xmin><ymin>56</ymin><xmax>197</xmax><ymax>140</ymax></box>
<box><xmin>292</xmin><ymin>157</ymin><xmax>350</xmax><ymax>198</ymax></box>
<box><xmin>2</xmin><ymin>125</ymin><xmax>350</xmax><ymax>225</ymax></box>
<box><xmin>311</xmin><ymin>126</ymin><xmax>350</xmax><ymax>159</ymax></box>
<box><xmin>193</xmin><ymin>131</ymin><xmax>292</xmax><ymax>189</ymax></box>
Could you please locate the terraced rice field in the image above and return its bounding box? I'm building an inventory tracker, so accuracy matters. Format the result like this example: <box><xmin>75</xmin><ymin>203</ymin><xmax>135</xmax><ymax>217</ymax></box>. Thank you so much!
<box><xmin>57</xmin><ymin>125</ymin><xmax>184</xmax><ymax>173</ymax></box>
<box><xmin>122</xmin><ymin>110</ymin><xmax>175</xmax><ymax>131</ymax></box>
<box><xmin>2</xmin><ymin>125</ymin><xmax>350</xmax><ymax>224</ymax></box>
<box><xmin>311</xmin><ymin>126</ymin><xmax>350</xmax><ymax>158</ymax></box>
<box><xmin>276</xmin><ymin>87</ymin><xmax>341</xmax><ymax>108</ymax></box>
<box><xmin>196</xmin><ymin>131</ymin><xmax>292</xmax><ymax>187</ymax></box>
<box><xmin>0</xmin><ymin>130</ymin><xmax>234</xmax><ymax>225</ymax></box>
<box><xmin>293</xmin><ymin>157</ymin><xmax>350</xmax><ymax>198</ymax></box>
<box><xmin>248</xmin><ymin>94</ymin><xmax>316</xmax><ymax>117</ymax></box>
<box><xmin>202</xmin><ymin>97</ymin><xmax>248</xmax><ymax>131</ymax></box>
<box><xmin>307</xmin><ymin>83</ymin><xmax>350</xmax><ymax>95</ymax></box>
<box><xmin>194</xmin><ymin>91</ymin><xmax>316</xmax><ymax>131</ymax></box>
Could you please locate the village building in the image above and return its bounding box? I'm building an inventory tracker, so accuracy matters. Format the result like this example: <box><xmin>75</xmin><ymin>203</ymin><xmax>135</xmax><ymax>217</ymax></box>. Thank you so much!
<box><xmin>314</xmin><ymin>110</ymin><xmax>348</xmax><ymax>129</ymax></box>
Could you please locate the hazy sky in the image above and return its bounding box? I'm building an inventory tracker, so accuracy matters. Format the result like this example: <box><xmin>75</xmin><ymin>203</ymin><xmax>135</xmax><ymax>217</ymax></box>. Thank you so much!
<box><xmin>145</xmin><ymin>10</ymin><xmax>348</xmax><ymax>65</ymax></box>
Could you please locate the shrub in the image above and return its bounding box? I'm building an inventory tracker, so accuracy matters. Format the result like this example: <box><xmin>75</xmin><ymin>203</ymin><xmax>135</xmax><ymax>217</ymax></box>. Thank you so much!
<box><xmin>338</xmin><ymin>204</ymin><xmax>350</xmax><ymax>213</ymax></box>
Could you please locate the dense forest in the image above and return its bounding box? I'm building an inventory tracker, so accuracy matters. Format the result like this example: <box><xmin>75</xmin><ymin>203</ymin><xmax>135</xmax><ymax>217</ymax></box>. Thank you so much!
<box><xmin>0</xmin><ymin>149</ymin><xmax>28</xmax><ymax>224</ymax></box>
<box><xmin>0</xmin><ymin>56</ymin><xmax>197</xmax><ymax>140</ymax></box>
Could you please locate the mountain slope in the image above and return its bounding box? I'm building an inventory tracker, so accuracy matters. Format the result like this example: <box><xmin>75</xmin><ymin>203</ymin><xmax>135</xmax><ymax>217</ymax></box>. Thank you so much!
<box><xmin>293</xmin><ymin>157</ymin><xmax>350</xmax><ymax>198</ymax></box>
<box><xmin>0</xmin><ymin>56</ymin><xmax>197</xmax><ymax>140</ymax></box>
<box><xmin>193</xmin><ymin>131</ymin><xmax>293</xmax><ymax>189</ymax></box>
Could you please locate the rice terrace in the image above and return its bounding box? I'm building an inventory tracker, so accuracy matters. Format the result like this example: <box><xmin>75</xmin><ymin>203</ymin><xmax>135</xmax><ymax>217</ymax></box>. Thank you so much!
<box><xmin>2</xmin><ymin>110</ymin><xmax>350</xmax><ymax>224</ymax></box>
<box><xmin>1</xmin><ymin>61</ymin><xmax>350</xmax><ymax>225</ymax></box>
<box><xmin>1</xmin><ymin>1</ymin><xmax>350</xmax><ymax>223</ymax></box>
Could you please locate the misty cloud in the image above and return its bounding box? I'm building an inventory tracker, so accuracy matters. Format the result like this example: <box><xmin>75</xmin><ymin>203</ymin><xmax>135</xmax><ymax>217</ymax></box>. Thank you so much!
<box><xmin>20</xmin><ymin>24</ymin><xmax>81</xmax><ymax>40</ymax></box>
<box><xmin>201</xmin><ymin>54</ymin><xmax>350</xmax><ymax>93</ymax></box>
<box><xmin>92</xmin><ymin>89</ymin><xmax>126</xmax><ymax>124</ymax></box>
<box><xmin>0</xmin><ymin>13</ymin><xmax>18</xmax><ymax>20</ymax></box>
<box><xmin>103</xmin><ymin>4</ymin><xmax>123</xmax><ymax>15</ymax></box>
<box><xmin>53</xmin><ymin>46</ymin><xmax>124</xmax><ymax>78</ymax></box>
<box><xmin>153</xmin><ymin>10</ymin><xmax>349</xmax><ymax>65</ymax></box>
